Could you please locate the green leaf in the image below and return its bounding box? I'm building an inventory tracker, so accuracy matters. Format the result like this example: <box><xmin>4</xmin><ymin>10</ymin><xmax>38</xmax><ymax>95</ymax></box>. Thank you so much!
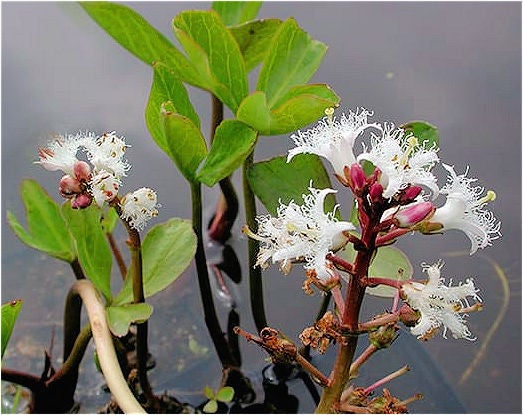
<box><xmin>7</xmin><ymin>179</ymin><xmax>76</xmax><ymax>262</ymax></box>
<box><xmin>197</xmin><ymin>120</ymin><xmax>257</xmax><ymax>186</ymax></box>
<box><xmin>339</xmin><ymin>245</ymin><xmax>413</xmax><ymax>298</ymax></box>
<box><xmin>2</xmin><ymin>300</ymin><xmax>23</xmax><ymax>359</ymax></box>
<box><xmin>146</xmin><ymin>62</ymin><xmax>200</xmax><ymax>133</ymax></box>
<box><xmin>160</xmin><ymin>107</ymin><xmax>208</xmax><ymax>183</ymax></box>
<box><xmin>215</xmin><ymin>386</ymin><xmax>235</xmax><ymax>403</ymax></box>
<box><xmin>212</xmin><ymin>2</ymin><xmax>262</xmax><ymax>26</ymax></box>
<box><xmin>114</xmin><ymin>218</ymin><xmax>197</xmax><ymax>305</ymax></box>
<box><xmin>247</xmin><ymin>154</ymin><xmax>339</xmax><ymax>218</ymax></box>
<box><xmin>401</xmin><ymin>120</ymin><xmax>439</xmax><ymax>149</ymax></box>
<box><xmin>80</xmin><ymin>2</ymin><xmax>204</xmax><ymax>88</ymax></box>
<box><xmin>229</xmin><ymin>19</ymin><xmax>282</xmax><ymax>72</ymax></box>
<box><xmin>62</xmin><ymin>203</ymin><xmax>112</xmax><ymax>300</ymax></box>
<box><xmin>237</xmin><ymin>85</ymin><xmax>339</xmax><ymax>135</ymax></box>
<box><xmin>257</xmin><ymin>18</ymin><xmax>327</xmax><ymax>108</ymax></box>
<box><xmin>172</xmin><ymin>10</ymin><xmax>248</xmax><ymax>111</ymax></box>
<box><xmin>106</xmin><ymin>303</ymin><xmax>153</xmax><ymax>337</ymax></box>
<box><xmin>203</xmin><ymin>399</ymin><xmax>218</xmax><ymax>413</ymax></box>
<box><xmin>204</xmin><ymin>385</ymin><xmax>215</xmax><ymax>400</ymax></box>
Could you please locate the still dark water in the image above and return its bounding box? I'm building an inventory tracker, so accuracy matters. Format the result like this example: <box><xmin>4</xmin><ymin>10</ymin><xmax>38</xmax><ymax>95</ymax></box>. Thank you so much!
<box><xmin>2</xmin><ymin>2</ymin><xmax>521</xmax><ymax>413</ymax></box>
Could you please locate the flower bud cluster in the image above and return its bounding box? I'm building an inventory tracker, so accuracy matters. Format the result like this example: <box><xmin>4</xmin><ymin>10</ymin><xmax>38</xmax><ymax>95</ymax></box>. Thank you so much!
<box><xmin>36</xmin><ymin>131</ymin><xmax>158</xmax><ymax>230</ymax></box>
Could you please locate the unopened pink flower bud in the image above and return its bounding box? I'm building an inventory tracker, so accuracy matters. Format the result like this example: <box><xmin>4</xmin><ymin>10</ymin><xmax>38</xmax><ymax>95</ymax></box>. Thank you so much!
<box><xmin>350</xmin><ymin>163</ymin><xmax>366</xmax><ymax>192</ymax></box>
<box><xmin>395</xmin><ymin>201</ymin><xmax>435</xmax><ymax>228</ymax></box>
<box><xmin>73</xmin><ymin>160</ymin><xmax>91</xmax><ymax>181</ymax></box>
<box><xmin>71</xmin><ymin>193</ymin><xmax>92</xmax><ymax>209</ymax></box>
<box><xmin>402</xmin><ymin>185</ymin><xmax>423</xmax><ymax>202</ymax></box>
<box><xmin>59</xmin><ymin>175</ymin><xmax>82</xmax><ymax>198</ymax></box>
<box><xmin>369</xmin><ymin>182</ymin><xmax>384</xmax><ymax>202</ymax></box>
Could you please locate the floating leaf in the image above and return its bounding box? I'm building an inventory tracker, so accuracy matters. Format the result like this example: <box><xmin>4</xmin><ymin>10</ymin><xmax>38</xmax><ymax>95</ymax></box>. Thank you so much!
<box><xmin>247</xmin><ymin>154</ymin><xmax>340</xmax><ymax>218</ymax></box>
<box><xmin>62</xmin><ymin>203</ymin><xmax>112</xmax><ymax>300</ymax></box>
<box><xmin>114</xmin><ymin>218</ymin><xmax>196</xmax><ymax>305</ymax></box>
<box><xmin>81</xmin><ymin>2</ymin><xmax>204</xmax><ymax>88</ymax></box>
<box><xmin>203</xmin><ymin>399</ymin><xmax>218</xmax><ymax>413</ymax></box>
<box><xmin>2</xmin><ymin>300</ymin><xmax>23</xmax><ymax>358</ymax></box>
<box><xmin>401</xmin><ymin>120</ymin><xmax>439</xmax><ymax>149</ymax></box>
<box><xmin>339</xmin><ymin>245</ymin><xmax>413</xmax><ymax>298</ymax></box>
<box><xmin>237</xmin><ymin>85</ymin><xmax>339</xmax><ymax>135</ymax></box>
<box><xmin>212</xmin><ymin>1</ymin><xmax>261</xmax><ymax>26</ymax></box>
<box><xmin>106</xmin><ymin>303</ymin><xmax>153</xmax><ymax>337</ymax></box>
<box><xmin>172</xmin><ymin>10</ymin><xmax>248</xmax><ymax>111</ymax></box>
<box><xmin>160</xmin><ymin>107</ymin><xmax>208</xmax><ymax>183</ymax></box>
<box><xmin>197</xmin><ymin>120</ymin><xmax>257</xmax><ymax>186</ymax></box>
<box><xmin>257</xmin><ymin>18</ymin><xmax>327</xmax><ymax>108</ymax></box>
<box><xmin>215</xmin><ymin>386</ymin><xmax>235</xmax><ymax>403</ymax></box>
<box><xmin>7</xmin><ymin>179</ymin><xmax>76</xmax><ymax>262</ymax></box>
<box><xmin>229</xmin><ymin>19</ymin><xmax>282</xmax><ymax>72</ymax></box>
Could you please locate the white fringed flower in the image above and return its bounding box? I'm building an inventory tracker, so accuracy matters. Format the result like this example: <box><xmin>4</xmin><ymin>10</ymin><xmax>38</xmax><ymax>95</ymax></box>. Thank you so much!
<box><xmin>402</xmin><ymin>261</ymin><xmax>481</xmax><ymax>340</ymax></box>
<box><xmin>36</xmin><ymin>133</ymin><xmax>83</xmax><ymax>176</ymax></box>
<box><xmin>287</xmin><ymin>108</ymin><xmax>381</xmax><ymax>177</ymax></box>
<box><xmin>90</xmin><ymin>170</ymin><xmax>121</xmax><ymax>207</ymax></box>
<box><xmin>120</xmin><ymin>187</ymin><xmax>159</xmax><ymax>230</ymax></box>
<box><xmin>83</xmin><ymin>131</ymin><xmax>130</xmax><ymax>178</ymax></box>
<box><xmin>245</xmin><ymin>185</ymin><xmax>355</xmax><ymax>281</ymax></box>
<box><xmin>430</xmin><ymin>164</ymin><xmax>501</xmax><ymax>254</ymax></box>
<box><xmin>357</xmin><ymin>123</ymin><xmax>440</xmax><ymax>199</ymax></box>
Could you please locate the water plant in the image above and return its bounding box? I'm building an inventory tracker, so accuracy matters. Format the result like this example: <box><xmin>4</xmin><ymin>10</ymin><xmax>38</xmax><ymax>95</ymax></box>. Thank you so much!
<box><xmin>2</xmin><ymin>2</ymin><xmax>502</xmax><ymax>413</ymax></box>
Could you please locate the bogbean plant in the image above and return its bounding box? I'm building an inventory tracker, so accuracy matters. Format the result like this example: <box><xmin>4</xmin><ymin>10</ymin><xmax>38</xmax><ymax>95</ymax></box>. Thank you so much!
<box><xmin>1</xmin><ymin>1</ymin><xmax>500</xmax><ymax>414</ymax></box>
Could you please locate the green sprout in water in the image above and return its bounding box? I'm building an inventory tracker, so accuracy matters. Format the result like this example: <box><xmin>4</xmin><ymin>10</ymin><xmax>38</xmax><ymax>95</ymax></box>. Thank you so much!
<box><xmin>202</xmin><ymin>385</ymin><xmax>235</xmax><ymax>413</ymax></box>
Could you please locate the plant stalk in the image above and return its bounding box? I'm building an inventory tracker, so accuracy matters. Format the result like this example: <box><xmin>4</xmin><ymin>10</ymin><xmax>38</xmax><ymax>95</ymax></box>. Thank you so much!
<box><xmin>190</xmin><ymin>182</ymin><xmax>238</xmax><ymax>367</ymax></box>
<box><xmin>242</xmin><ymin>150</ymin><xmax>268</xmax><ymax>332</ymax></box>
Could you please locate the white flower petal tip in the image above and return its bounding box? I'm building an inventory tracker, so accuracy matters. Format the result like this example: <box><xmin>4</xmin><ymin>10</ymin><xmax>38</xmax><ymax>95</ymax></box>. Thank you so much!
<box><xmin>120</xmin><ymin>188</ymin><xmax>159</xmax><ymax>231</ymax></box>
<box><xmin>288</xmin><ymin>108</ymin><xmax>382</xmax><ymax>176</ymax></box>
<box><xmin>36</xmin><ymin>133</ymin><xmax>84</xmax><ymax>176</ymax></box>
<box><xmin>430</xmin><ymin>164</ymin><xmax>501</xmax><ymax>254</ymax></box>
<box><xmin>247</xmin><ymin>185</ymin><xmax>355</xmax><ymax>281</ymax></box>
<box><xmin>402</xmin><ymin>261</ymin><xmax>481</xmax><ymax>341</ymax></box>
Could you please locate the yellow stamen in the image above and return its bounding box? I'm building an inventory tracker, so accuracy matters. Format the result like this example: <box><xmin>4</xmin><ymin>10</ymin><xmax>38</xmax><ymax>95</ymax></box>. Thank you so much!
<box><xmin>325</xmin><ymin>107</ymin><xmax>335</xmax><ymax>128</ymax></box>
<box><xmin>479</xmin><ymin>190</ymin><xmax>496</xmax><ymax>204</ymax></box>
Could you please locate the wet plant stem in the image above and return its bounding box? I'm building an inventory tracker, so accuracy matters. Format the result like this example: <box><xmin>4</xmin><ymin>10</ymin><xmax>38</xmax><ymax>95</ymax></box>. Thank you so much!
<box><xmin>50</xmin><ymin>325</ymin><xmax>92</xmax><ymax>384</ymax></box>
<box><xmin>70</xmin><ymin>280</ymin><xmax>146</xmax><ymax>413</ymax></box>
<box><xmin>242</xmin><ymin>150</ymin><xmax>268</xmax><ymax>333</ymax></box>
<box><xmin>70</xmin><ymin>258</ymin><xmax>86</xmax><ymax>280</ymax></box>
<box><xmin>190</xmin><ymin>182</ymin><xmax>238</xmax><ymax>367</ymax></box>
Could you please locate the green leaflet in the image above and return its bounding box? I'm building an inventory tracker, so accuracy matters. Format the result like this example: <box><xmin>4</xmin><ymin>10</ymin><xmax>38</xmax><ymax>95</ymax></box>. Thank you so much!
<box><xmin>257</xmin><ymin>18</ymin><xmax>327</xmax><ymax>109</ymax></box>
<box><xmin>212</xmin><ymin>1</ymin><xmax>262</xmax><ymax>26</ymax></box>
<box><xmin>1</xmin><ymin>300</ymin><xmax>23</xmax><ymax>359</ymax></box>
<box><xmin>237</xmin><ymin>85</ymin><xmax>339</xmax><ymax>135</ymax></box>
<box><xmin>172</xmin><ymin>10</ymin><xmax>248</xmax><ymax>112</ymax></box>
<box><xmin>81</xmin><ymin>2</ymin><xmax>204</xmax><ymax>88</ymax></box>
<box><xmin>160</xmin><ymin>107</ymin><xmax>208</xmax><ymax>183</ymax></box>
<box><xmin>229</xmin><ymin>19</ymin><xmax>282</xmax><ymax>72</ymax></box>
<box><xmin>62</xmin><ymin>203</ymin><xmax>112</xmax><ymax>301</ymax></box>
<box><xmin>197</xmin><ymin>120</ymin><xmax>257</xmax><ymax>186</ymax></box>
<box><xmin>7</xmin><ymin>179</ymin><xmax>76</xmax><ymax>262</ymax></box>
<box><xmin>114</xmin><ymin>218</ymin><xmax>197</xmax><ymax>305</ymax></box>
<box><xmin>106</xmin><ymin>303</ymin><xmax>153</xmax><ymax>337</ymax></box>
<box><xmin>247</xmin><ymin>154</ymin><xmax>340</xmax><ymax>219</ymax></box>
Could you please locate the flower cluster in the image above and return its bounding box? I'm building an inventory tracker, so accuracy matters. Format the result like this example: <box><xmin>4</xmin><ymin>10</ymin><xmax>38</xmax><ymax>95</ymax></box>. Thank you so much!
<box><xmin>245</xmin><ymin>107</ymin><xmax>500</xmax><ymax>341</ymax></box>
<box><xmin>36</xmin><ymin>131</ymin><xmax>158</xmax><ymax>230</ymax></box>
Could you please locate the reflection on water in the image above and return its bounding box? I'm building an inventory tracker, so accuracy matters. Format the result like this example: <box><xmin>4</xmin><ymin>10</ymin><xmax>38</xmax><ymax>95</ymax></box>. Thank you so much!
<box><xmin>2</xmin><ymin>2</ymin><xmax>521</xmax><ymax>413</ymax></box>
